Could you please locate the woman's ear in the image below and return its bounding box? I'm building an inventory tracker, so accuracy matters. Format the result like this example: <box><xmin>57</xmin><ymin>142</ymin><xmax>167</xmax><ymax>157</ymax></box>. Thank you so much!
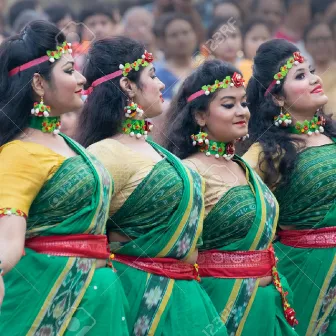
<box><xmin>31</xmin><ymin>73</ymin><xmax>45</xmax><ymax>98</ymax></box>
<box><xmin>271</xmin><ymin>94</ymin><xmax>285</xmax><ymax>108</ymax></box>
<box><xmin>119</xmin><ymin>77</ymin><xmax>137</xmax><ymax>99</ymax></box>
<box><xmin>195</xmin><ymin>111</ymin><xmax>207</xmax><ymax>127</ymax></box>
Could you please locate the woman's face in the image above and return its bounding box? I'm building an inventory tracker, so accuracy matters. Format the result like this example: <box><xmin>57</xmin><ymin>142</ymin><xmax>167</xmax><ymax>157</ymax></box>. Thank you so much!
<box><xmin>133</xmin><ymin>64</ymin><xmax>165</xmax><ymax>118</ymax></box>
<box><xmin>282</xmin><ymin>60</ymin><xmax>328</xmax><ymax>116</ymax></box>
<box><xmin>305</xmin><ymin>23</ymin><xmax>334</xmax><ymax>65</ymax></box>
<box><xmin>201</xmin><ymin>86</ymin><xmax>250</xmax><ymax>143</ymax></box>
<box><xmin>43</xmin><ymin>54</ymin><xmax>86</xmax><ymax>116</ymax></box>
<box><xmin>164</xmin><ymin>19</ymin><xmax>197</xmax><ymax>58</ymax></box>
<box><xmin>244</xmin><ymin>24</ymin><xmax>271</xmax><ymax>60</ymax></box>
<box><xmin>213</xmin><ymin>28</ymin><xmax>242</xmax><ymax>63</ymax></box>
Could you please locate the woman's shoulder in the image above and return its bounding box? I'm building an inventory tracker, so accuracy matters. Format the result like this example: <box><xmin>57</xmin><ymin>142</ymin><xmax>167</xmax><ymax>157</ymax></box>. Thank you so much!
<box><xmin>88</xmin><ymin>138</ymin><xmax>132</xmax><ymax>156</ymax></box>
<box><xmin>0</xmin><ymin>139</ymin><xmax>60</xmax><ymax>160</ymax></box>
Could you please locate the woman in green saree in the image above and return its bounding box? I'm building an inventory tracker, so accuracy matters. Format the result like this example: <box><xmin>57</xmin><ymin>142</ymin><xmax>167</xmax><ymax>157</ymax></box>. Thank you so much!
<box><xmin>164</xmin><ymin>59</ymin><xmax>298</xmax><ymax>336</ymax></box>
<box><xmin>0</xmin><ymin>21</ymin><xmax>128</xmax><ymax>335</ymax></box>
<box><xmin>243</xmin><ymin>39</ymin><xmax>336</xmax><ymax>335</ymax></box>
<box><xmin>77</xmin><ymin>37</ymin><xmax>227</xmax><ymax>336</ymax></box>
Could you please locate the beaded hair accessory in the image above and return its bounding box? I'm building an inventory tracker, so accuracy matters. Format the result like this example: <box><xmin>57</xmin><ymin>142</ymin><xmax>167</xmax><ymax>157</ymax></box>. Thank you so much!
<box><xmin>187</xmin><ymin>72</ymin><xmax>245</xmax><ymax>102</ymax></box>
<box><xmin>82</xmin><ymin>50</ymin><xmax>154</xmax><ymax>95</ymax></box>
<box><xmin>264</xmin><ymin>51</ymin><xmax>305</xmax><ymax>97</ymax></box>
<box><xmin>119</xmin><ymin>50</ymin><xmax>154</xmax><ymax>77</ymax></box>
<box><xmin>9</xmin><ymin>42</ymin><xmax>72</xmax><ymax>77</ymax></box>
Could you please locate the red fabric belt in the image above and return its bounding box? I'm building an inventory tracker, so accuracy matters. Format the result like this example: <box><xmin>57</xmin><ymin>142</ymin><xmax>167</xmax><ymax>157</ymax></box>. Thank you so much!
<box><xmin>112</xmin><ymin>254</ymin><xmax>200</xmax><ymax>281</ymax></box>
<box><xmin>25</xmin><ymin>234</ymin><xmax>110</xmax><ymax>259</ymax></box>
<box><xmin>197</xmin><ymin>246</ymin><xmax>276</xmax><ymax>278</ymax></box>
<box><xmin>278</xmin><ymin>227</ymin><xmax>336</xmax><ymax>248</ymax></box>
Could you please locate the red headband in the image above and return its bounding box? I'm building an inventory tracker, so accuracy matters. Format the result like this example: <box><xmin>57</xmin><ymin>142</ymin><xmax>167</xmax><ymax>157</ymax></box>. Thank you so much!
<box><xmin>264</xmin><ymin>51</ymin><xmax>305</xmax><ymax>97</ymax></box>
<box><xmin>82</xmin><ymin>70</ymin><xmax>123</xmax><ymax>95</ymax></box>
<box><xmin>187</xmin><ymin>72</ymin><xmax>245</xmax><ymax>102</ymax></box>
<box><xmin>8</xmin><ymin>42</ymin><xmax>73</xmax><ymax>77</ymax></box>
<box><xmin>9</xmin><ymin>56</ymin><xmax>49</xmax><ymax>77</ymax></box>
<box><xmin>82</xmin><ymin>50</ymin><xmax>154</xmax><ymax>95</ymax></box>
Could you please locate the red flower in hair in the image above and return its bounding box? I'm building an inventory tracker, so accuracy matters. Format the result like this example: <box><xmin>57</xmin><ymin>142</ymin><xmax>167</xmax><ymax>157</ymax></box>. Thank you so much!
<box><xmin>293</xmin><ymin>52</ymin><xmax>304</xmax><ymax>63</ymax></box>
<box><xmin>232</xmin><ymin>72</ymin><xmax>245</xmax><ymax>88</ymax></box>
<box><xmin>144</xmin><ymin>51</ymin><xmax>154</xmax><ymax>63</ymax></box>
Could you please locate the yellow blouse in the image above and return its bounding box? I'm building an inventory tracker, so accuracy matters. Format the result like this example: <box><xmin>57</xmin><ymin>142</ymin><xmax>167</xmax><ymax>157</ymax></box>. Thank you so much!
<box><xmin>88</xmin><ymin>139</ymin><xmax>157</xmax><ymax>215</ymax></box>
<box><xmin>183</xmin><ymin>158</ymin><xmax>235</xmax><ymax>216</ymax></box>
<box><xmin>0</xmin><ymin>141</ymin><xmax>65</xmax><ymax>215</ymax></box>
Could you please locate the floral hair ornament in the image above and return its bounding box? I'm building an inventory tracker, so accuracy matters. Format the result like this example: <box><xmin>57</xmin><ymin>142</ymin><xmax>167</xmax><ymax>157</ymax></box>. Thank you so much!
<box><xmin>82</xmin><ymin>50</ymin><xmax>155</xmax><ymax>95</ymax></box>
<box><xmin>8</xmin><ymin>41</ymin><xmax>72</xmax><ymax>77</ymax></box>
<box><xmin>187</xmin><ymin>72</ymin><xmax>245</xmax><ymax>102</ymax></box>
<box><xmin>264</xmin><ymin>51</ymin><xmax>305</xmax><ymax>97</ymax></box>
<box><xmin>119</xmin><ymin>50</ymin><xmax>154</xmax><ymax>77</ymax></box>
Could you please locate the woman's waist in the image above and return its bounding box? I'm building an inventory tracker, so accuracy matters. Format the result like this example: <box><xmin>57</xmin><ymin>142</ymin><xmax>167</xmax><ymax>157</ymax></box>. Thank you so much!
<box><xmin>197</xmin><ymin>246</ymin><xmax>276</xmax><ymax>279</ymax></box>
<box><xmin>109</xmin><ymin>232</ymin><xmax>198</xmax><ymax>264</ymax></box>
<box><xmin>277</xmin><ymin>226</ymin><xmax>336</xmax><ymax>248</ymax></box>
<box><xmin>25</xmin><ymin>234</ymin><xmax>110</xmax><ymax>260</ymax></box>
<box><xmin>111</xmin><ymin>253</ymin><xmax>200</xmax><ymax>281</ymax></box>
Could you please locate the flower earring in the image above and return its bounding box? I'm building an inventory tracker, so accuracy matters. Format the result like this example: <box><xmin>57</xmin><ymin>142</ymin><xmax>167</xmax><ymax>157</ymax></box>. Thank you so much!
<box><xmin>31</xmin><ymin>96</ymin><xmax>51</xmax><ymax>117</ymax></box>
<box><xmin>274</xmin><ymin>106</ymin><xmax>292</xmax><ymax>127</ymax></box>
<box><xmin>124</xmin><ymin>99</ymin><xmax>144</xmax><ymax>118</ymax></box>
<box><xmin>191</xmin><ymin>128</ymin><xmax>209</xmax><ymax>147</ymax></box>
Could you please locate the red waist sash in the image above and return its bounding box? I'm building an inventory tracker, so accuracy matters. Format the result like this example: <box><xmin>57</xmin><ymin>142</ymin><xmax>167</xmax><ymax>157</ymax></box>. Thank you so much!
<box><xmin>198</xmin><ymin>246</ymin><xmax>298</xmax><ymax>326</ymax></box>
<box><xmin>25</xmin><ymin>234</ymin><xmax>110</xmax><ymax>259</ymax></box>
<box><xmin>278</xmin><ymin>227</ymin><xmax>336</xmax><ymax>248</ymax></box>
<box><xmin>197</xmin><ymin>246</ymin><xmax>276</xmax><ymax>278</ymax></box>
<box><xmin>111</xmin><ymin>254</ymin><xmax>200</xmax><ymax>281</ymax></box>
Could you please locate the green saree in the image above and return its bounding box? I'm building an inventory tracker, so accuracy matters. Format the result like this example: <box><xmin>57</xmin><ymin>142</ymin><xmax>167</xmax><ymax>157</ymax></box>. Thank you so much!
<box><xmin>274</xmin><ymin>142</ymin><xmax>336</xmax><ymax>336</ymax></box>
<box><xmin>0</xmin><ymin>135</ymin><xmax>129</xmax><ymax>335</ymax></box>
<box><xmin>108</xmin><ymin>141</ymin><xmax>227</xmax><ymax>336</ymax></box>
<box><xmin>199</xmin><ymin>157</ymin><xmax>298</xmax><ymax>336</ymax></box>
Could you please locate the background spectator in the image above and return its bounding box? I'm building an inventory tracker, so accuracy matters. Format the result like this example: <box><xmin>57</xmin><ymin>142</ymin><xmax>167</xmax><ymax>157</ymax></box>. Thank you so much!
<box><xmin>8</xmin><ymin>0</ymin><xmax>41</xmax><ymax>31</ymax></box>
<box><xmin>123</xmin><ymin>6</ymin><xmax>163</xmax><ymax>61</ymax></box>
<box><xmin>242</xmin><ymin>19</ymin><xmax>272</xmax><ymax>60</ymax></box>
<box><xmin>44</xmin><ymin>4</ymin><xmax>78</xmax><ymax>42</ymax></box>
<box><xmin>154</xmin><ymin>12</ymin><xmax>197</xmax><ymax>101</ymax></box>
<box><xmin>252</xmin><ymin>0</ymin><xmax>284</xmax><ymax>35</ymax></box>
<box><xmin>213</xmin><ymin>0</ymin><xmax>243</xmax><ymax>24</ymax></box>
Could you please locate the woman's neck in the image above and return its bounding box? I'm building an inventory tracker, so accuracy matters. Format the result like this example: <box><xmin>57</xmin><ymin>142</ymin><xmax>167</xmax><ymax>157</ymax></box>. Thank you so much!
<box><xmin>290</xmin><ymin>111</ymin><xmax>317</xmax><ymax>123</ymax></box>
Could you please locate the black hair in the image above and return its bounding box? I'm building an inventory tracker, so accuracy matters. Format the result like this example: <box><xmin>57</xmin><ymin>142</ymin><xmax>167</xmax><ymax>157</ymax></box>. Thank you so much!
<box><xmin>303</xmin><ymin>20</ymin><xmax>331</xmax><ymax>42</ymax></box>
<box><xmin>213</xmin><ymin>0</ymin><xmax>244</xmax><ymax>19</ymax></box>
<box><xmin>44</xmin><ymin>4</ymin><xmax>75</xmax><ymax>25</ymax></box>
<box><xmin>242</xmin><ymin>18</ymin><xmax>271</xmax><ymax>40</ymax></box>
<box><xmin>311</xmin><ymin>0</ymin><xmax>334</xmax><ymax>19</ymax></box>
<box><xmin>153</xmin><ymin>12</ymin><xmax>194</xmax><ymax>39</ymax></box>
<box><xmin>0</xmin><ymin>20</ymin><xmax>65</xmax><ymax>146</ymax></box>
<box><xmin>207</xmin><ymin>16</ymin><xmax>241</xmax><ymax>40</ymax></box>
<box><xmin>8</xmin><ymin>0</ymin><xmax>38</xmax><ymax>28</ymax></box>
<box><xmin>283</xmin><ymin>0</ymin><xmax>307</xmax><ymax>11</ymax></box>
<box><xmin>77</xmin><ymin>37</ymin><xmax>146</xmax><ymax>148</ymax></box>
<box><xmin>79</xmin><ymin>2</ymin><xmax>115</xmax><ymax>24</ymax></box>
<box><xmin>164</xmin><ymin>60</ymin><xmax>242</xmax><ymax>159</ymax></box>
<box><xmin>246</xmin><ymin>39</ymin><xmax>336</xmax><ymax>187</ymax></box>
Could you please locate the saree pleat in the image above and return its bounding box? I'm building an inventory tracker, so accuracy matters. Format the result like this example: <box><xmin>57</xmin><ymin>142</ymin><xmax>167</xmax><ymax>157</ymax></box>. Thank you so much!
<box><xmin>0</xmin><ymin>135</ymin><xmax>129</xmax><ymax>336</ymax></box>
<box><xmin>108</xmin><ymin>141</ymin><xmax>227</xmax><ymax>336</ymax></box>
<box><xmin>274</xmin><ymin>143</ymin><xmax>336</xmax><ymax>336</ymax></box>
<box><xmin>199</xmin><ymin>157</ymin><xmax>298</xmax><ymax>336</ymax></box>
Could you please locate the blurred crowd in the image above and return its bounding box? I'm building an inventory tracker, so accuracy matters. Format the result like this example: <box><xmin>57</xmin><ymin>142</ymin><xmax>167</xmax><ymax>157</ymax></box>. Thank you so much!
<box><xmin>0</xmin><ymin>0</ymin><xmax>335</xmax><ymax>128</ymax></box>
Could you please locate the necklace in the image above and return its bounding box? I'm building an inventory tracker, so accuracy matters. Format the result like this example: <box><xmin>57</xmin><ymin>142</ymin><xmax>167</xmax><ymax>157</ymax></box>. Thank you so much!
<box><xmin>288</xmin><ymin>115</ymin><xmax>326</xmax><ymax>135</ymax></box>
<box><xmin>122</xmin><ymin>118</ymin><xmax>153</xmax><ymax>139</ymax></box>
<box><xmin>29</xmin><ymin>116</ymin><xmax>61</xmax><ymax>135</ymax></box>
<box><xmin>198</xmin><ymin>139</ymin><xmax>235</xmax><ymax>160</ymax></box>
